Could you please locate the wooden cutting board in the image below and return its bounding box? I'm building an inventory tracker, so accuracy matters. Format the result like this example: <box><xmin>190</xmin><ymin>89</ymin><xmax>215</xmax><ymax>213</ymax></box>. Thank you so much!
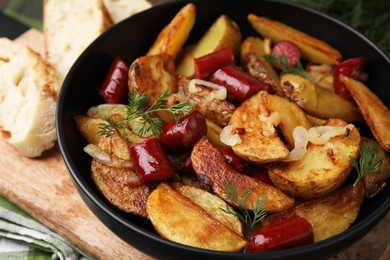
<box><xmin>1</xmin><ymin>28</ymin><xmax>389</xmax><ymax>260</ymax></box>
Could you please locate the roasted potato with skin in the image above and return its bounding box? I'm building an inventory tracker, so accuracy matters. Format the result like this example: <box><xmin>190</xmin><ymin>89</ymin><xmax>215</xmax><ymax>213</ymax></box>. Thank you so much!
<box><xmin>129</xmin><ymin>53</ymin><xmax>177</xmax><ymax>122</ymax></box>
<box><xmin>341</xmin><ymin>76</ymin><xmax>390</xmax><ymax>151</ymax></box>
<box><xmin>146</xmin><ymin>183</ymin><xmax>247</xmax><ymax>251</ymax></box>
<box><xmin>229</xmin><ymin>91</ymin><xmax>290</xmax><ymax>163</ymax></box>
<box><xmin>248</xmin><ymin>14</ymin><xmax>342</xmax><ymax>65</ymax></box>
<box><xmin>261</xmin><ymin>182</ymin><xmax>365</xmax><ymax>242</ymax></box>
<box><xmin>83</xmin><ymin>104</ymin><xmax>146</xmax><ymax>142</ymax></box>
<box><xmin>191</xmin><ymin>137</ymin><xmax>294</xmax><ymax>213</ymax></box>
<box><xmin>263</xmin><ymin>92</ymin><xmax>312</xmax><ymax>148</ymax></box>
<box><xmin>176</xmin><ymin>15</ymin><xmax>242</xmax><ymax>77</ymax></box>
<box><xmin>147</xmin><ymin>3</ymin><xmax>196</xmax><ymax>59</ymax></box>
<box><xmin>91</xmin><ymin>133</ymin><xmax>150</xmax><ymax>218</ymax></box>
<box><xmin>172</xmin><ymin>183</ymin><xmax>244</xmax><ymax>236</ymax></box>
<box><xmin>268</xmin><ymin>119</ymin><xmax>361</xmax><ymax>200</ymax></box>
<box><xmin>280</xmin><ymin>74</ymin><xmax>363</xmax><ymax>122</ymax></box>
<box><xmin>360</xmin><ymin>138</ymin><xmax>390</xmax><ymax>198</ymax></box>
<box><xmin>75</xmin><ymin>116</ymin><xmax>105</xmax><ymax>145</ymax></box>
<box><xmin>240</xmin><ymin>37</ymin><xmax>282</xmax><ymax>96</ymax></box>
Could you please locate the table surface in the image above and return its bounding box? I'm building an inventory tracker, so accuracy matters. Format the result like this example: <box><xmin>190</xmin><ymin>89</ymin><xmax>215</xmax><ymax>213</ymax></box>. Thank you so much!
<box><xmin>0</xmin><ymin>0</ymin><xmax>389</xmax><ymax>259</ymax></box>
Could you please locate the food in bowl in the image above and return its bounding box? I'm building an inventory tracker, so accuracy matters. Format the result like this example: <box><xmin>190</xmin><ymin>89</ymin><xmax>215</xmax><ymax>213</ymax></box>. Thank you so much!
<box><xmin>71</xmin><ymin>2</ymin><xmax>390</xmax><ymax>255</ymax></box>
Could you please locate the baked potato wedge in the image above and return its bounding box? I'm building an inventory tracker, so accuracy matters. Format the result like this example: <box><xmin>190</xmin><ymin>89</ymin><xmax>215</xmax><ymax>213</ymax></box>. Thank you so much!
<box><xmin>248</xmin><ymin>14</ymin><xmax>342</xmax><ymax>65</ymax></box>
<box><xmin>191</xmin><ymin>137</ymin><xmax>294</xmax><ymax>213</ymax></box>
<box><xmin>146</xmin><ymin>183</ymin><xmax>247</xmax><ymax>251</ymax></box>
<box><xmin>261</xmin><ymin>182</ymin><xmax>365</xmax><ymax>242</ymax></box>
<box><xmin>268</xmin><ymin>119</ymin><xmax>361</xmax><ymax>200</ymax></box>
<box><xmin>91</xmin><ymin>133</ymin><xmax>150</xmax><ymax>218</ymax></box>
<box><xmin>240</xmin><ymin>37</ymin><xmax>282</xmax><ymax>96</ymax></box>
<box><xmin>84</xmin><ymin>104</ymin><xmax>145</xmax><ymax>142</ymax></box>
<box><xmin>341</xmin><ymin>76</ymin><xmax>390</xmax><ymax>151</ymax></box>
<box><xmin>75</xmin><ymin>116</ymin><xmax>105</xmax><ymax>145</ymax></box>
<box><xmin>172</xmin><ymin>183</ymin><xmax>244</xmax><ymax>236</ymax></box>
<box><xmin>280</xmin><ymin>74</ymin><xmax>363</xmax><ymax>122</ymax></box>
<box><xmin>176</xmin><ymin>15</ymin><xmax>242</xmax><ymax>77</ymax></box>
<box><xmin>263</xmin><ymin>92</ymin><xmax>312</xmax><ymax>148</ymax></box>
<box><xmin>129</xmin><ymin>53</ymin><xmax>177</xmax><ymax>115</ymax></box>
<box><xmin>147</xmin><ymin>3</ymin><xmax>196</xmax><ymax>59</ymax></box>
<box><xmin>229</xmin><ymin>91</ymin><xmax>290</xmax><ymax>163</ymax></box>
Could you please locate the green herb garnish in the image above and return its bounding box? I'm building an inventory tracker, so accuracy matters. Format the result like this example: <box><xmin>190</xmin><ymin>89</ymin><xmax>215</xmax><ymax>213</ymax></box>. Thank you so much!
<box><xmin>98</xmin><ymin>88</ymin><xmax>194</xmax><ymax>140</ymax></box>
<box><xmin>264</xmin><ymin>54</ymin><xmax>311</xmax><ymax>79</ymax></box>
<box><xmin>221</xmin><ymin>181</ymin><xmax>267</xmax><ymax>235</ymax></box>
<box><xmin>350</xmin><ymin>140</ymin><xmax>383</xmax><ymax>186</ymax></box>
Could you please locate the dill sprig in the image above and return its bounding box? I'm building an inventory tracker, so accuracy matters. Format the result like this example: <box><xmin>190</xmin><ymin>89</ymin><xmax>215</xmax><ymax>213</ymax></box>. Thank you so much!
<box><xmin>221</xmin><ymin>181</ymin><xmax>267</xmax><ymax>235</ymax></box>
<box><xmin>98</xmin><ymin>88</ymin><xmax>194</xmax><ymax>140</ymax></box>
<box><xmin>350</xmin><ymin>140</ymin><xmax>383</xmax><ymax>186</ymax></box>
<box><xmin>264</xmin><ymin>54</ymin><xmax>311</xmax><ymax>79</ymax></box>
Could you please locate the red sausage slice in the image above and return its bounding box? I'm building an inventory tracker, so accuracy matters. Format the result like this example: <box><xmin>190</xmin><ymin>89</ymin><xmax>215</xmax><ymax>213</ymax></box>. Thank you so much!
<box><xmin>271</xmin><ymin>41</ymin><xmax>301</xmax><ymax>68</ymax></box>
<box><xmin>246</xmin><ymin>215</ymin><xmax>314</xmax><ymax>252</ymax></box>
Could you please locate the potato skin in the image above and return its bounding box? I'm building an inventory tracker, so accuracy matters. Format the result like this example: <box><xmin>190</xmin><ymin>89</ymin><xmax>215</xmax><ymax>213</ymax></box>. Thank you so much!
<box><xmin>147</xmin><ymin>3</ymin><xmax>196</xmax><ymax>59</ymax></box>
<box><xmin>268</xmin><ymin>119</ymin><xmax>361</xmax><ymax>200</ymax></box>
<box><xmin>261</xmin><ymin>182</ymin><xmax>365</xmax><ymax>242</ymax></box>
<box><xmin>191</xmin><ymin>137</ymin><xmax>294</xmax><ymax>213</ymax></box>
<box><xmin>342</xmin><ymin>76</ymin><xmax>390</xmax><ymax>152</ymax></box>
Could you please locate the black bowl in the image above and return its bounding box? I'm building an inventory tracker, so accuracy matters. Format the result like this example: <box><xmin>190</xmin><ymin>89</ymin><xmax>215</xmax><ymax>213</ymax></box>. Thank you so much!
<box><xmin>57</xmin><ymin>0</ymin><xmax>390</xmax><ymax>259</ymax></box>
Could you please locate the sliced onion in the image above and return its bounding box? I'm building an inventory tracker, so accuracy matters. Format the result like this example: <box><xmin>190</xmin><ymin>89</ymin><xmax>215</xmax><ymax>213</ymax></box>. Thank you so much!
<box><xmin>84</xmin><ymin>144</ymin><xmax>133</xmax><ymax>168</ymax></box>
<box><xmin>283</xmin><ymin>126</ymin><xmax>309</xmax><ymax>162</ymax></box>
<box><xmin>259</xmin><ymin>112</ymin><xmax>281</xmax><ymax>136</ymax></box>
<box><xmin>189</xmin><ymin>79</ymin><xmax>227</xmax><ymax>100</ymax></box>
<box><xmin>308</xmin><ymin>124</ymin><xmax>354</xmax><ymax>145</ymax></box>
<box><xmin>220</xmin><ymin>125</ymin><xmax>242</xmax><ymax>146</ymax></box>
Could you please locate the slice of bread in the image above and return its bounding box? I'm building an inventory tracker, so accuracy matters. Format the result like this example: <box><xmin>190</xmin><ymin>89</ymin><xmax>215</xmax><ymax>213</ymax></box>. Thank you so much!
<box><xmin>0</xmin><ymin>38</ymin><xmax>58</xmax><ymax>157</ymax></box>
<box><xmin>102</xmin><ymin>0</ymin><xmax>151</xmax><ymax>23</ymax></box>
<box><xmin>44</xmin><ymin>0</ymin><xmax>113</xmax><ymax>86</ymax></box>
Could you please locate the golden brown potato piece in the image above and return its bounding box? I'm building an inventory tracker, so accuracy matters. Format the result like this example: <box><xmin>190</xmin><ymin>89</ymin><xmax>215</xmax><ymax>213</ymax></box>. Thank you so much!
<box><xmin>240</xmin><ymin>37</ymin><xmax>282</xmax><ymax>96</ymax></box>
<box><xmin>83</xmin><ymin>104</ymin><xmax>145</xmax><ymax>142</ymax></box>
<box><xmin>268</xmin><ymin>119</ymin><xmax>361</xmax><ymax>200</ymax></box>
<box><xmin>172</xmin><ymin>183</ymin><xmax>243</xmax><ymax>236</ymax></box>
<box><xmin>262</xmin><ymin>182</ymin><xmax>365</xmax><ymax>242</ymax></box>
<box><xmin>146</xmin><ymin>183</ymin><xmax>247</xmax><ymax>251</ymax></box>
<box><xmin>177</xmin><ymin>75</ymin><xmax>236</xmax><ymax>126</ymax></box>
<box><xmin>229</xmin><ymin>91</ymin><xmax>290</xmax><ymax>163</ymax></box>
<box><xmin>91</xmin><ymin>133</ymin><xmax>150</xmax><ymax>218</ymax></box>
<box><xmin>248</xmin><ymin>14</ymin><xmax>342</xmax><ymax>65</ymax></box>
<box><xmin>75</xmin><ymin>116</ymin><xmax>105</xmax><ymax>145</ymax></box>
<box><xmin>341</xmin><ymin>77</ymin><xmax>390</xmax><ymax>151</ymax></box>
<box><xmin>147</xmin><ymin>3</ymin><xmax>196</xmax><ymax>59</ymax></box>
<box><xmin>191</xmin><ymin>137</ymin><xmax>294</xmax><ymax>213</ymax></box>
<box><xmin>129</xmin><ymin>53</ymin><xmax>177</xmax><ymax>108</ymax></box>
<box><xmin>280</xmin><ymin>74</ymin><xmax>363</xmax><ymax>122</ymax></box>
<box><xmin>263</xmin><ymin>92</ymin><xmax>312</xmax><ymax>148</ymax></box>
<box><xmin>360</xmin><ymin>138</ymin><xmax>390</xmax><ymax>198</ymax></box>
<box><xmin>176</xmin><ymin>15</ymin><xmax>242</xmax><ymax>77</ymax></box>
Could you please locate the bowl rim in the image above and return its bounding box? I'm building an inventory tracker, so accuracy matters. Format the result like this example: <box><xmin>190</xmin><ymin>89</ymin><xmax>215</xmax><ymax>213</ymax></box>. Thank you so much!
<box><xmin>57</xmin><ymin>0</ymin><xmax>390</xmax><ymax>257</ymax></box>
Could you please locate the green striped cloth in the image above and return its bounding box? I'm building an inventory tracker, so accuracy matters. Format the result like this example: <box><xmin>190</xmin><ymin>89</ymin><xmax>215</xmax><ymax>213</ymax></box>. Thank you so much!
<box><xmin>0</xmin><ymin>196</ymin><xmax>89</xmax><ymax>260</ymax></box>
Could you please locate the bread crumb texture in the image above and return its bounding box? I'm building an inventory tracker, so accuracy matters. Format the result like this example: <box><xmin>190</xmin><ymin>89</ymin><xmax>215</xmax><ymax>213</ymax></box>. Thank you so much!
<box><xmin>0</xmin><ymin>38</ymin><xmax>58</xmax><ymax>157</ymax></box>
